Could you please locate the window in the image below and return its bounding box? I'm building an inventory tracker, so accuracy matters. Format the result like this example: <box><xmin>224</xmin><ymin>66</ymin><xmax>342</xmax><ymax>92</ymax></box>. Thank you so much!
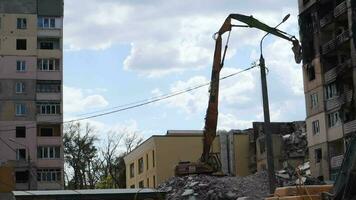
<box><xmin>130</xmin><ymin>185</ymin><xmax>135</xmax><ymax>188</ymax></box>
<box><xmin>146</xmin><ymin>178</ymin><xmax>149</xmax><ymax>187</ymax></box>
<box><xmin>39</xmin><ymin>127</ymin><xmax>54</xmax><ymax>136</ymax></box>
<box><xmin>326</xmin><ymin>83</ymin><xmax>338</xmax><ymax>99</ymax></box>
<box><xmin>259</xmin><ymin>138</ymin><xmax>266</xmax><ymax>154</ymax></box>
<box><xmin>146</xmin><ymin>154</ymin><xmax>149</xmax><ymax>170</ymax></box>
<box><xmin>16</xmin><ymin>61</ymin><xmax>26</xmax><ymax>72</ymax></box>
<box><xmin>37</xmin><ymin>169</ymin><xmax>61</xmax><ymax>182</ymax></box>
<box><xmin>138</xmin><ymin>157</ymin><xmax>144</xmax><ymax>174</ymax></box>
<box><xmin>15</xmin><ymin>171</ymin><xmax>29</xmax><ymax>183</ymax></box>
<box><xmin>38</xmin><ymin>17</ymin><xmax>56</xmax><ymax>28</ymax></box>
<box><xmin>311</xmin><ymin>93</ymin><xmax>318</xmax><ymax>108</ymax></box>
<box><xmin>37</xmin><ymin>59</ymin><xmax>60</xmax><ymax>71</ymax></box>
<box><xmin>36</xmin><ymin>81</ymin><xmax>61</xmax><ymax>93</ymax></box>
<box><xmin>15</xmin><ymin>103</ymin><xmax>26</xmax><ymax>116</ymax></box>
<box><xmin>16</xmin><ymin>149</ymin><xmax>26</xmax><ymax>160</ymax></box>
<box><xmin>328</xmin><ymin>111</ymin><xmax>340</xmax><ymax>127</ymax></box>
<box><xmin>312</xmin><ymin>120</ymin><xmax>320</xmax><ymax>135</ymax></box>
<box><xmin>16</xmin><ymin>82</ymin><xmax>25</xmax><ymax>93</ymax></box>
<box><xmin>130</xmin><ymin>163</ymin><xmax>134</xmax><ymax>178</ymax></box>
<box><xmin>139</xmin><ymin>181</ymin><xmax>144</xmax><ymax>188</ymax></box>
<box><xmin>39</xmin><ymin>41</ymin><xmax>54</xmax><ymax>49</ymax></box>
<box><xmin>153</xmin><ymin>175</ymin><xmax>156</xmax><ymax>188</ymax></box>
<box><xmin>37</xmin><ymin>146</ymin><xmax>60</xmax><ymax>159</ymax></box>
<box><xmin>16</xmin><ymin>126</ymin><xmax>26</xmax><ymax>138</ymax></box>
<box><xmin>17</xmin><ymin>18</ymin><xmax>27</xmax><ymax>29</ymax></box>
<box><xmin>152</xmin><ymin>150</ymin><xmax>155</xmax><ymax>168</ymax></box>
<box><xmin>16</xmin><ymin>39</ymin><xmax>27</xmax><ymax>50</ymax></box>
<box><xmin>315</xmin><ymin>148</ymin><xmax>322</xmax><ymax>163</ymax></box>
<box><xmin>307</xmin><ymin>64</ymin><xmax>315</xmax><ymax>81</ymax></box>
<box><xmin>36</xmin><ymin>102</ymin><xmax>61</xmax><ymax>115</ymax></box>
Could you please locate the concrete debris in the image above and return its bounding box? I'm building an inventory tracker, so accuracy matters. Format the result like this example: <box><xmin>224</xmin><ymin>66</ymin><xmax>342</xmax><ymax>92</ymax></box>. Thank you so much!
<box><xmin>158</xmin><ymin>171</ymin><xmax>269</xmax><ymax>200</ymax></box>
<box><xmin>275</xmin><ymin>162</ymin><xmax>324</xmax><ymax>186</ymax></box>
<box><xmin>282</xmin><ymin>129</ymin><xmax>308</xmax><ymax>159</ymax></box>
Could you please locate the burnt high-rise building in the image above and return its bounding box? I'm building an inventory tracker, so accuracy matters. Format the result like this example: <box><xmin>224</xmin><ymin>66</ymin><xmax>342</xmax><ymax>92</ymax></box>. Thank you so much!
<box><xmin>298</xmin><ymin>0</ymin><xmax>356</xmax><ymax>181</ymax></box>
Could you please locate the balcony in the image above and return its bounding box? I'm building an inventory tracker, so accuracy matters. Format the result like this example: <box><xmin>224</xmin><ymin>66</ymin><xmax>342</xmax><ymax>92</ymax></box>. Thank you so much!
<box><xmin>334</xmin><ymin>1</ymin><xmax>347</xmax><ymax>18</ymax></box>
<box><xmin>330</xmin><ymin>154</ymin><xmax>344</xmax><ymax>169</ymax></box>
<box><xmin>325</xmin><ymin>88</ymin><xmax>353</xmax><ymax>111</ymax></box>
<box><xmin>321</xmin><ymin>30</ymin><xmax>350</xmax><ymax>54</ymax></box>
<box><xmin>344</xmin><ymin>120</ymin><xmax>356</xmax><ymax>134</ymax></box>
<box><xmin>324</xmin><ymin>59</ymin><xmax>352</xmax><ymax>83</ymax></box>
<box><xmin>320</xmin><ymin>13</ymin><xmax>333</xmax><ymax>28</ymax></box>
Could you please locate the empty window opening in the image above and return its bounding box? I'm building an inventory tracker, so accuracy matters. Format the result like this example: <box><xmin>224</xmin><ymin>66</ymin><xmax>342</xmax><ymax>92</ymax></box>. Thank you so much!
<box><xmin>16</xmin><ymin>126</ymin><xmax>26</xmax><ymax>138</ymax></box>
<box><xmin>138</xmin><ymin>157</ymin><xmax>144</xmax><ymax>174</ymax></box>
<box><xmin>315</xmin><ymin>148</ymin><xmax>322</xmax><ymax>163</ymax></box>
<box><xmin>16</xmin><ymin>149</ymin><xmax>26</xmax><ymax>160</ymax></box>
<box><xmin>15</xmin><ymin>171</ymin><xmax>29</xmax><ymax>183</ymax></box>
<box><xmin>16</xmin><ymin>39</ymin><xmax>27</xmax><ymax>50</ymax></box>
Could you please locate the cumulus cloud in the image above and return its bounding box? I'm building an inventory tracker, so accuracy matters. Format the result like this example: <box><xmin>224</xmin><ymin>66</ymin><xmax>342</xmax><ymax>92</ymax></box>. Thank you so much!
<box><xmin>64</xmin><ymin>0</ymin><xmax>299</xmax><ymax>76</ymax></box>
<box><xmin>63</xmin><ymin>85</ymin><xmax>109</xmax><ymax>114</ymax></box>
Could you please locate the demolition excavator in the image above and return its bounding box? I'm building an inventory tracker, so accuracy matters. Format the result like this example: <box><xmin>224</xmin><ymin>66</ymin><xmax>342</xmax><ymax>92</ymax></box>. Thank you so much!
<box><xmin>175</xmin><ymin>13</ymin><xmax>302</xmax><ymax>176</ymax></box>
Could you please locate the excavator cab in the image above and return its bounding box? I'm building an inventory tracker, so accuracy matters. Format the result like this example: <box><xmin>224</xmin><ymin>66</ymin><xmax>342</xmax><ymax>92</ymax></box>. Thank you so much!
<box><xmin>175</xmin><ymin>153</ymin><xmax>222</xmax><ymax>176</ymax></box>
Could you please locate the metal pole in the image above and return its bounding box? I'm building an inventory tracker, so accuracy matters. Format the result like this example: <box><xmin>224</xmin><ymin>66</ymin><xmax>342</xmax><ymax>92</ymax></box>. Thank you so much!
<box><xmin>259</xmin><ymin>54</ymin><xmax>276</xmax><ymax>193</ymax></box>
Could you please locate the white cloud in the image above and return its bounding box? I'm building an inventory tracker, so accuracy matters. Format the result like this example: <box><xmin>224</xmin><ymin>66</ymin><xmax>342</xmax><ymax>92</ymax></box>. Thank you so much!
<box><xmin>64</xmin><ymin>0</ymin><xmax>299</xmax><ymax>76</ymax></box>
<box><xmin>64</xmin><ymin>85</ymin><xmax>109</xmax><ymax>114</ymax></box>
<box><xmin>218</xmin><ymin>113</ymin><xmax>253</xmax><ymax>130</ymax></box>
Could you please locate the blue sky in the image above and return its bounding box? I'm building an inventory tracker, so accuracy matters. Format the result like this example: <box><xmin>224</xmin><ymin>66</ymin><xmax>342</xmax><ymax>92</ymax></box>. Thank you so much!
<box><xmin>62</xmin><ymin>0</ymin><xmax>305</xmax><ymax>139</ymax></box>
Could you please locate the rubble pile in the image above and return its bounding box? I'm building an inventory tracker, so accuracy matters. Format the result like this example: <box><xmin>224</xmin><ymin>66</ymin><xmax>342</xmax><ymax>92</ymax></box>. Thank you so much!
<box><xmin>282</xmin><ymin>130</ymin><xmax>308</xmax><ymax>159</ymax></box>
<box><xmin>158</xmin><ymin>171</ymin><xmax>269</xmax><ymax>200</ymax></box>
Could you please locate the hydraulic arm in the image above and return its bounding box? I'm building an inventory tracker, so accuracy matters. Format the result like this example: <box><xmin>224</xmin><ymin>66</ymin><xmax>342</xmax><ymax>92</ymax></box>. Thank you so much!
<box><xmin>201</xmin><ymin>13</ymin><xmax>302</xmax><ymax>163</ymax></box>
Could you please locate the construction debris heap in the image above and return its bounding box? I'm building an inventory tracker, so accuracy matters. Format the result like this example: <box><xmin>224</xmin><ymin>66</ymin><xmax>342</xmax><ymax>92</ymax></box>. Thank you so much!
<box><xmin>158</xmin><ymin>171</ymin><xmax>269</xmax><ymax>200</ymax></box>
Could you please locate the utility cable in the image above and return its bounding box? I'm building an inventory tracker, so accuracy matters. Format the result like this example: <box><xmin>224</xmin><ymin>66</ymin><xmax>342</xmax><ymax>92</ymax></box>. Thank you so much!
<box><xmin>0</xmin><ymin>65</ymin><xmax>257</xmax><ymax>133</ymax></box>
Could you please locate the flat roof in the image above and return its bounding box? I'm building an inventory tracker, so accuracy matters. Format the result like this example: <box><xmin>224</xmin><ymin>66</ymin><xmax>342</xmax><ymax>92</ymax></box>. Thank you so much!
<box><xmin>13</xmin><ymin>189</ymin><xmax>165</xmax><ymax>199</ymax></box>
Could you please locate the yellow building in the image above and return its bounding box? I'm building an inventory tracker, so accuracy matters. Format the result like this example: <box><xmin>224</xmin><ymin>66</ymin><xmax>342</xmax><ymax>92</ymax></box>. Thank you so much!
<box><xmin>124</xmin><ymin>130</ymin><xmax>252</xmax><ymax>188</ymax></box>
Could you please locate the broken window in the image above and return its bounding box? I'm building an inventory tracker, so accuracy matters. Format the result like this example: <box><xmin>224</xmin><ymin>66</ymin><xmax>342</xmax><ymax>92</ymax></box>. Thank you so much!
<box><xmin>39</xmin><ymin>127</ymin><xmax>54</xmax><ymax>136</ymax></box>
<box><xmin>130</xmin><ymin>163</ymin><xmax>134</xmax><ymax>178</ymax></box>
<box><xmin>139</xmin><ymin>181</ymin><xmax>144</xmax><ymax>188</ymax></box>
<box><xmin>16</xmin><ymin>126</ymin><xmax>26</xmax><ymax>138</ymax></box>
<box><xmin>16</xmin><ymin>149</ymin><xmax>26</xmax><ymax>160</ymax></box>
<box><xmin>39</xmin><ymin>41</ymin><xmax>54</xmax><ymax>49</ymax></box>
<box><xmin>328</xmin><ymin>111</ymin><xmax>340</xmax><ymax>127</ymax></box>
<box><xmin>16</xmin><ymin>39</ymin><xmax>27</xmax><ymax>50</ymax></box>
<box><xmin>259</xmin><ymin>138</ymin><xmax>266</xmax><ymax>154</ymax></box>
<box><xmin>15</xmin><ymin>171</ymin><xmax>29</xmax><ymax>183</ymax></box>
<box><xmin>326</xmin><ymin>83</ymin><xmax>338</xmax><ymax>99</ymax></box>
<box><xmin>315</xmin><ymin>148</ymin><xmax>322</xmax><ymax>163</ymax></box>
<box><xmin>153</xmin><ymin>175</ymin><xmax>156</xmax><ymax>188</ymax></box>
<box><xmin>299</xmin><ymin>11</ymin><xmax>315</xmax><ymax>63</ymax></box>
<box><xmin>152</xmin><ymin>150</ymin><xmax>155</xmax><ymax>168</ymax></box>
<box><xmin>307</xmin><ymin>64</ymin><xmax>316</xmax><ymax>81</ymax></box>
<box><xmin>146</xmin><ymin>154</ymin><xmax>149</xmax><ymax>170</ymax></box>
<box><xmin>311</xmin><ymin>93</ymin><xmax>318</xmax><ymax>108</ymax></box>
<box><xmin>138</xmin><ymin>157</ymin><xmax>144</xmax><ymax>174</ymax></box>
<box><xmin>312</xmin><ymin>120</ymin><xmax>320</xmax><ymax>135</ymax></box>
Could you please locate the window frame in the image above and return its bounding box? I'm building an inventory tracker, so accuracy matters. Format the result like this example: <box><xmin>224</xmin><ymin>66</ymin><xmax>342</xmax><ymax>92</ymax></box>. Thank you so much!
<box><xmin>16</xmin><ymin>60</ymin><xmax>26</xmax><ymax>72</ymax></box>
<box><xmin>138</xmin><ymin>157</ymin><xmax>144</xmax><ymax>174</ymax></box>
<box><xmin>37</xmin><ymin>169</ymin><xmax>61</xmax><ymax>182</ymax></box>
<box><xmin>15</xmin><ymin>103</ymin><xmax>26</xmax><ymax>116</ymax></box>
<box><xmin>17</xmin><ymin>18</ymin><xmax>27</xmax><ymax>29</ymax></box>
<box><xmin>312</xmin><ymin>120</ymin><xmax>320</xmax><ymax>135</ymax></box>
<box><xmin>37</xmin><ymin>146</ymin><xmax>60</xmax><ymax>159</ymax></box>
<box><xmin>311</xmin><ymin>93</ymin><xmax>318</xmax><ymax>108</ymax></box>
<box><xmin>16</xmin><ymin>39</ymin><xmax>27</xmax><ymax>50</ymax></box>
<box><xmin>15</xmin><ymin>82</ymin><xmax>25</xmax><ymax>93</ymax></box>
<box><xmin>129</xmin><ymin>163</ymin><xmax>135</xmax><ymax>178</ymax></box>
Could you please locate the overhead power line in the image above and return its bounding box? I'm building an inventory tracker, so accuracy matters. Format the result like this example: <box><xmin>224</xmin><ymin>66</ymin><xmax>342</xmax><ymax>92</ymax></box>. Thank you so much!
<box><xmin>0</xmin><ymin>65</ymin><xmax>257</xmax><ymax>134</ymax></box>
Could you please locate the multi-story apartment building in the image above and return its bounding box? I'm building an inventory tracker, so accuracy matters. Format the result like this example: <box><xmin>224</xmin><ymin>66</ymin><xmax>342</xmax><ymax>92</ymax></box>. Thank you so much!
<box><xmin>0</xmin><ymin>0</ymin><xmax>64</xmax><ymax>190</ymax></box>
<box><xmin>298</xmin><ymin>0</ymin><xmax>356</xmax><ymax>181</ymax></box>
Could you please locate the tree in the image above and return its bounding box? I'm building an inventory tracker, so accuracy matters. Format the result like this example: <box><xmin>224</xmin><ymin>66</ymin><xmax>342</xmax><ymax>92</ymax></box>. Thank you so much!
<box><xmin>64</xmin><ymin>122</ymin><xmax>99</xmax><ymax>189</ymax></box>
